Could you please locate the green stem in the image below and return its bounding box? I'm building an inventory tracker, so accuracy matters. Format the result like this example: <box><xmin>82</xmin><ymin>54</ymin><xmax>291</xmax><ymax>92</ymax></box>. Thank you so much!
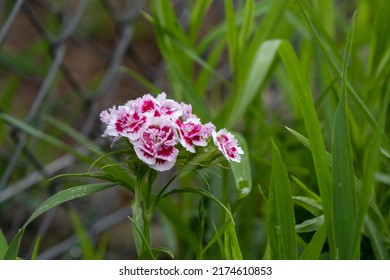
<box><xmin>132</xmin><ymin>168</ymin><xmax>157</xmax><ymax>259</ymax></box>
<box><xmin>141</xmin><ymin>169</ymin><xmax>156</xmax><ymax>256</ymax></box>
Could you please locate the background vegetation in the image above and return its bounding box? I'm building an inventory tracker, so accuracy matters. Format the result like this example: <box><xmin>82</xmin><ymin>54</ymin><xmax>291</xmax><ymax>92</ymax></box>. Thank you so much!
<box><xmin>0</xmin><ymin>0</ymin><xmax>389</xmax><ymax>260</ymax></box>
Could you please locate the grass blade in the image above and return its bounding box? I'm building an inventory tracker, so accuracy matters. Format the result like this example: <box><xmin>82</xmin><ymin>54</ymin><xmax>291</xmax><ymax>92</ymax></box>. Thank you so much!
<box><xmin>295</xmin><ymin>216</ymin><xmax>324</xmax><ymax>233</ymax></box>
<box><xmin>69</xmin><ymin>210</ymin><xmax>97</xmax><ymax>260</ymax></box>
<box><xmin>188</xmin><ymin>0</ymin><xmax>213</xmax><ymax>43</ymax></box>
<box><xmin>331</xmin><ymin>13</ymin><xmax>357</xmax><ymax>259</ymax></box>
<box><xmin>277</xmin><ymin>40</ymin><xmax>335</xmax><ymax>256</ymax></box>
<box><xmin>31</xmin><ymin>235</ymin><xmax>42</xmax><ymax>260</ymax></box>
<box><xmin>352</xmin><ymin>83</ymin><xmax>390</xmax><ymax>257</ymax></box>
<box><xmin>0</xmin><ymin>228</ymin><xmax>8</xmax><ymax>260</ymax></box>
<box><xmin>4</xmin><ymin>182</ymin><xmax>117</xmax><ymax>259</ymax></box>
<box><xmin>368</xmin><ymin>0</ymin><xmax>390</xmax><ymax>73</ymax></box>
<box><xmin>365</xmin><ymin>216</ymin><xmax>388</xmax><ymax>260</ymax></box>
<box><xmin>224</xmin><ymin>0</ymin><xmax>238</xmax><ymax>74</ymax></box>
<box><xmin>128</xmin><ymin>216</ymin><xmax>155</xmax><ymax>260</ymax></box>
<box><xmin>238</xmin><ymin>0</ymin><xmax>254</xmax><ymax>53</ymax></box>
<box><xmin>297</xmin><ymin>0</ymin><xmax>389</xmax><ymax>150</ymax></box>
<box><xmin>224</xmin><ymin>206</ymin><xmax>242</xmax><ymax>260</ymax></box>
<box><xmin>221</xmin><ymin>40</ymin><xmax>280</xmax><ymax>128</ymax></box>
<box><xmin>201</xmin><ymin>218</ymin><xmax>233</xmax><ymax>256</ymax></box>
<box><xmin>270</xmin><ymin>139</ymin><xmax>297</xmax><ymax>259</ymax></box>
<box><xmin>299</xmin><ymin>223</ymin><xmax>327</xmax><ymax>260</ymax></box>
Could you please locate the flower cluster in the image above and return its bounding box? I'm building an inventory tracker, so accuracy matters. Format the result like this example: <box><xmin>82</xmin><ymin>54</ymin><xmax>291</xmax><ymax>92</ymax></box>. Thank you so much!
<box><xmin>100</xmin><ymin>93</ymin><xmax>243</xmax><ymax>171</ymax></box>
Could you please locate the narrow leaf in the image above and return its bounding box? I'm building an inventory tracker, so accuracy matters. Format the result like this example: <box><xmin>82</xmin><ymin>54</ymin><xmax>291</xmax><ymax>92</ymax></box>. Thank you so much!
<box><xmin>31</xmin><ymin>235</ymin><xmax>42</xmax><ymax>260</ymax></box>
<box><xmin>222</xmin><ymin>40</ymin><xmax>280</xmax><ymax>128</ymax></box>
<box><xmin>201</xmin><ymin>218</ymin><xmax>233</xmax><ymax>256</ymax></box>
<box><xmin>224</xmin><ymin>206</ymin><xmax>242</xmax><ymax>260</ymax></box>
<box><xmin>278</xmin><ymin>40</ymin><xmax>334</xmax><ymax>256</ymax></box>
<box><xmin>0</xmin><ymin>228</ymin><xmax>8</xmax><ymax>259</ymax></box>
<box><xmin>299</xmin><ymin>223</ymin><xmax>327</xmax><ymax>260</ymax></box>
<box><xmin>293</xmin><ymin>196</ymin><xmax>323</xmax><ymax>217</ymax></box>
<box><xmin>298</xmin><ymin>0</ymin><xmax>389</xmax><ymax>149</ymax></box>
<box><xmin>270</xmin><ymin>139</ymin><xmax>297</xmax><ymax>259</ymax></box>
<box><xmin>224</xmin><ymin>0</ymin><xmax>238</xmax><ymax>73</ymax></box>
<box><xmin>352</xmin><ymin>83</ymin><xmax>390</xmax><ymax>257</ymax></box>
<box><xmin>365</xmin><ymin>216</ymin><xmax>388</xmax><ymax>260</ymax></box>
<box><xmin>295</xmin><ymin>215</ymin><xmax>324</xmax><ymax>233</ymax></box>
<box><xmin>238</xmin><ymin>0</ymin><xmax>254</xmax><ymax>51</ymax></box>
<box><xmin>128</xmin><ymin>217</ymin><xmax>155</xmax><ymax>260</ymax></box>
<box><xmin>331</xmin><ymin>13</ymin><xmax>357</xmax><ymax>259</ymax></box>
<box><xmin>230</xmin><ymin>132</ymin><xmax>251</xmax><ymax>198</ymax></box>
<box><xmin>69</xmin><ymin>210</ymin><xmax>96</xmax><ymax>260</ymax></box>
<box><xmin>4</xmin><ymin>182</ymin><xmax>116</xmax><ymax>259</ymax></box>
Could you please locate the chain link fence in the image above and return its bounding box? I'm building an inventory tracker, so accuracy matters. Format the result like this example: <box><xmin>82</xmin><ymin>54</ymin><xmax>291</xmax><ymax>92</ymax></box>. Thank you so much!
<box><xmin>0</xmin><ymin>0</ymin><xmax>171</xmax><ymax>259</ymax></box>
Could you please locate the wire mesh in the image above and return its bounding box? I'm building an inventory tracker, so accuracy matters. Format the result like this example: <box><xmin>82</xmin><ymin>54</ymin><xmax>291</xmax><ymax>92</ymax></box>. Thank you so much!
<box><xmin>0</xmin><ymin>0</ymin><xmax>160</xmax><ymax>259</ymax></box>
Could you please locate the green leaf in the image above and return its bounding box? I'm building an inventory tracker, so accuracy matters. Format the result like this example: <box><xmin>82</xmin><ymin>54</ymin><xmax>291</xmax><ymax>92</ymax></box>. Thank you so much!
<box><xmin>195</xmin><ymin>40</ymin><xmax>226</xmax><ymax>98</ymax></box>
<box><xmin>270</xmin><ymin>139</ymin><xmax>297</xmax><ymax>259</ymax></box>
<box><xmin>43</xmin><ymin>114</ymin><xmax>103</xmax><ymax>156</ymax></box>
<box><xmin>223</xmin><ymin>206</ymin><xmax>242</xmax><ymax>260</ymax></box>
<box><xmin>188</xmin><ymin>0</ymin><xmax>213</xmax><ymax>43</ymax></box>
<box><xmin>3</xmin><ymin>182</ymin><xmax>117</xmax><ymax>260</ymax></box>
<box><xmin>365</xmin><ymin>216</ymin><xmax>388</xmax><ymax>260</ymax></box>
<box><xmin>0</xmin><ymin>228</ymin><xmax>8</xmax><ymax>260</ymax></box>
<box><xmin>286</xmin><ymin>125</ymin><xmax>389</xmax><ymax>239</ymax></box>
<box><xmin>51</xmin><ymin>172</ymin><xmax>134</xmax><ymax>192</ymax></box>
<box><xmin>369</xmin><ymin>0</ymin><xmax>390</xmax><ymax>74</ymax></box>
<box><xmin>352</xmin><ymin>82</ymin><xmax>390</xmax><ymax>257</ymax></box>
<box><xmin>298</xmin><ymin>0</ymin><xmax>389</xmax><ymax>150</ymax></box>
<box><xmin>0</xmin><ymin>113</ymin><xmax>93</xmax><ymax>164</ymax></box>
<box><xmin>299</xmin><ymin>223</ymin><xmax>327</xmax><ymax>260</ymax></box>
<box><xmin>150</xmin><ymin>247</ymin><xmax>175</xmax><ymax>260</ymax></box>
<box><xmin>224</xmin><ymin>0</ymin><xmax>238</xmax><ymax>74</ymax></box>
<box><xmin>169</xmin><ymin>37</ymin><xmax>227</xmax><ymax>84</ymax></box>
<box><xmin>128</xmin><ymin>216</ymin><xmax>155</xmax><ymax>260</ymax></box>
<box><xmin>69</xmin><ymin>210</ymin><xmax>97</xmax><ymax>260</ymax></box>
<box><xmin>238</xmin><ymin>0</ymin><xmax>254</xmax><ymax>53</ymax></box>
<box><xmin>331</xmin><ymin>13</ymin><xmax>357</xmax><ymax>259</ymax></box>
<box><xmin>131</xmin><ymin>169</ymin><xmax>149</xmax><ymax>257</ymax></box>
<box><xmin>230</xmin><ymin>132</ymin><xmax>251</xmax><ymax>198</ymax></box>
<box><xmin>295</xmin><ymin>215</ymin><xmax>324</xmax><ymax>233</ymax></box>
<box><xmin>293</xmin><ymin>196</ymin><xmax>322</xmax><ymax>217</ymax></box>
<box><xmin>245</xmin><ymin>0</ymin><xmax>288</xmax><ymax>56</ymax></box>
<box><xmin>277</xmin><ymin>40</ymin><xmax>334</xmax><ymax>257</ymax></box>
<box><xmin>201</xmin><ymin>217</ymin><xmax>233</xmax><ymax>256</ymax></box>
<box><xmin>291</xmin><ymin>175</ymin><xmax>321</xmax><ymax>202</ymax></box>
<box><xmin>222</xmin><ymin>40</ymin><xmax>280</xmax><ymax>128</ymax></box>
<box><xmin>31</xmin><ymin>235</ymin><xmax>42</xmax><ymax>260</ymax></box>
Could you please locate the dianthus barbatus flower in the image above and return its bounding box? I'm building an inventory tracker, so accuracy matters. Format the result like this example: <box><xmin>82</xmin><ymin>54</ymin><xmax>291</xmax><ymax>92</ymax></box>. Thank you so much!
<box><xmin>176</xmin><ymin>117</ymin><xmax>215</xmax><ymax>153</ymax></box>
<box><xmin>132</xmin><ymin>117</ymin><xmax>179</xmax><ymax>171</ymax></box>
<box><xmin>100</xmin><ymin>105</ymin><xmax>147</xmax><ymax>142</ymax></box>
<box><xmin>212</xmin><ymin>129</ymin><xmax>244</xmax><ymax>162</ymax></box>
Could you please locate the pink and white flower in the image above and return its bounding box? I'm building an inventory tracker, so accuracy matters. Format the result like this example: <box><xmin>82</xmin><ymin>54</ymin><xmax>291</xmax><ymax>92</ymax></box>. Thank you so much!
<box><xmin>100</xmin><ymin>92</ymin><xmax>244</xmax><ymax>171</ymax></box>
<box><xmin>176</xmin><ymin>117</ymin><xmax>215</xmax><ymax>153</ymax></box>
<box><xmin>135</xmin><ymin>94</ymin><xmax>160</xmax><ymax>116</ymax></box>
<box><xmin>100</xmin><ymin>105</ymin><xmax>147</xmax><ymax>142</ymax></box>
<box><xmin>133</xmin><ymin>117</ymin><xmax>179</xmax><ymax>171</ymax></box>
<box><xmin>156</xmin><ymin>92</ymin><xmax>182</xmax><ymax>118</ymax></box>
<box><xmin>212</xmin><ymin>129</ymin><xmax>244</xmax><ymax>162</ymax></box>
<box><xmin>179</xmin><ymin>102</ymin><xmax>195</xmax><ymax>121</ymax></box>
